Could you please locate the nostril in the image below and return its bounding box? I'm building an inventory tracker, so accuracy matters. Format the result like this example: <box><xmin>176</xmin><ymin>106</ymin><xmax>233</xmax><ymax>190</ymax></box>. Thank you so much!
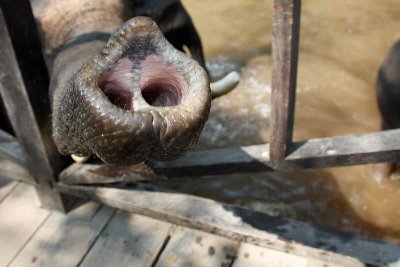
<box><xmin>98</xmin><ymin>58</ymin><xmax>134</xmax><ymax>110</ymax></box>
<box><xmin>141</xmin><ymin>82</ymin><xmax>182</xmax><ymax>107</ymax></box>
<box><xmin>100</xmin><ymin>85</ymin><xmax>133</xmax><ymax>110</ymax></box>
<box><xmin>140</xmin><ymin>55</ymin><xmax>188</xmax><ymax>108</ymax></box>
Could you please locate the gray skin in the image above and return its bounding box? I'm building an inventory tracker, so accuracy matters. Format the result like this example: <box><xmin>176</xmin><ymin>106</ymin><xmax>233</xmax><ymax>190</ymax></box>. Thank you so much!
<box><xmin>30</xmin><ymin>0</ymin><xmax>211</xmax><ymax>165</ymax></box>
<box><xmin>376</xmin><ymin>39</ymin><xmax>400</xmax><ymax>177</ymax></box>
<box><xmin>131</xmin><ymin>0</ymin><xmax>207</xmax><ymax>71</ymax></box>
<box><xmin>377</xmin><ymin>39</ymin><xmax>400</xmax><ymax>130</ymax></box>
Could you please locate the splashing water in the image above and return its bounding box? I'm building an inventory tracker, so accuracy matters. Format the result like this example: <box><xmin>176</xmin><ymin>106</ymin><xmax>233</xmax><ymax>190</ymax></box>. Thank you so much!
<box><xmin>177</xmin><ymin>0</ymin><xmax>400</xmax><ymax>242</ymax></box>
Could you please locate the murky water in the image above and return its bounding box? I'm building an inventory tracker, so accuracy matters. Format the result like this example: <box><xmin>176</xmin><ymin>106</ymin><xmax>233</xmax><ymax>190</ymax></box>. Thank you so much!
<box><xmin>176</xmin><ymin>0</ymin><xmax>400</xmax><ymax>242</ymax></box>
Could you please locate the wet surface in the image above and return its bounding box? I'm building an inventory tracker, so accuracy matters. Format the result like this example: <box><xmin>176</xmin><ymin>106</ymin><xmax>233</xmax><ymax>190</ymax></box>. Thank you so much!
<box><xmin>177</xmin><ymin>0</ymin><xmax>400</xmax><ymax>242</ymax></box>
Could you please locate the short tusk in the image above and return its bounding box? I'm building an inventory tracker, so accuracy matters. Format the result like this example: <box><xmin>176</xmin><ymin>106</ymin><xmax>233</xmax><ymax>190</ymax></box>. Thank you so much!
<box><xmin>71</xmin><ymin>154</ymin><xmax>90</xmax><ymax>163</ymax></box>
<box><xmin>210</xmin><ymin>71</ymin><xmax>240</xmax><ymax>98</ymax></box>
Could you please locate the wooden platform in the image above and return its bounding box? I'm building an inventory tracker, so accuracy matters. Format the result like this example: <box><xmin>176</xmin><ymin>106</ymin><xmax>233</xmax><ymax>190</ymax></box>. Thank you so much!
<box><xmin>3</xmin><ymin>177</ymin><xmax>395</xmax><ymax>267</ymax></box>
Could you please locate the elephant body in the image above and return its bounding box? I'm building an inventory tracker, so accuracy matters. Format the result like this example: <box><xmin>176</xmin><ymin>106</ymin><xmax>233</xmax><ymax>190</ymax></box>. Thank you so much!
<box><xmin>376</xmin><ymin>39</ymin><xmax>400</xmax><ymax>130</ymax></box>
<box><xmin>375</xmin><ymin>39</ymin><xmax>400</xmax><ymax>177</ymax></box>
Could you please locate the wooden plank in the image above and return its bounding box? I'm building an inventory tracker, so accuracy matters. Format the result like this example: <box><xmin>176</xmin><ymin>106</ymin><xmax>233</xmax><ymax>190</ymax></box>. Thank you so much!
<box><xmin>150</xmin><ymin>129</ymin><xmax>400</xmax><ymax>177</ymax></box>
<box><xmin>0</xmin><ymin>7</ymin><xmax>70</xmax><ymax>211</ymax></box>
<box><xmin>0</xmin><ymin>183</ymin><xmax>50</xmax><ymax>267</ymax></box>
<box><xmin>9</xmin><ymin>203</ymin><xmax>114</xmax><ymax>267</ymax></box>
<box><xmin>155</xmin><ymin>226</ymin><xmax>239</xmax><ymax>267</ymax></box>
<box><xmin>270</xmin><ymin>0</ymin><xmax>301</xmax><ymax>160</ymax></box>
<box><xmin>80</xmin><ymin>210</ymin><xmax>172</xmax><ymax>267</ymax></box>
<box><xmin>0</xmin><ymin>129</ymin><xmax>29</xmax><ymax>167</ymax></box>
<box><xmin>0</xmin><ymin>177</ymin><xmax>18</xmax><ymax>203</ymax></box>
<box><xmin>0</xmin><ymin>128</ymin><xmax>14</xmax><ymax>142</ymax></box>
<box><xmin>0</xmin><ymin>139</ymin><xmax>26</xmax><ymax>163</ymax></box>
<box><xmin>60</xmin><ymin>162</ymin><xmax>166</xmax><ymax>185</ymax></box>
<box><xmin>56</xmin><ymin>183</ymin><xmax>377</xmax><ymax>266</ymax></box>
<box><xmin>233</xmin><ymin>242</ymin><xmax>307</xmax><ymax>267</ymax></box>
<box><xmin>233</xmin><ymin>242</ymin><xmax>356</xmax><ymax>267</ymax></box>
<box><xmin>0</xmin><ymin>158</ymin><xmax>34</xmax><ymax>184</ymax></box>
<box><xmin>0</xmin><ymin>130</ymin><xmax>35</xmax><ymax>184</ymax></box>
<box><xmin>306</xmin><ymin>259</ymin><xmax>348</xmax><ymax>267</ymax></box>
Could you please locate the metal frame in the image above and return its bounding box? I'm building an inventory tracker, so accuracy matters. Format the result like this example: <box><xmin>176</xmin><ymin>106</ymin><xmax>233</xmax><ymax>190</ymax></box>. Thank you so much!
<box><xmin>0</xmin><ymin>0</ymin><xmax>73</xmax><ymax>212</ymax></box>
<box><xmin>1</xmin><ymin>0</ymin><xmax>400</xmax><ymax>265</ymax></box>
<box><xmin>1</xmin><ymin>0</ymin><xmax>400</xmax><ymax>207</ymax></box>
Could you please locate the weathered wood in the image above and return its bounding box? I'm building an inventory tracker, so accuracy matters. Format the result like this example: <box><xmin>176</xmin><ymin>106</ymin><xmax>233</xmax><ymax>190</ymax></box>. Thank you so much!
<box><xmin>80</xmin><ymin>210</ymin><xmax>172</xmax><ymax>267</ymax></box>
<box><xmin>0</xmin><ymin>128</ymin><xmax>14</xmax><ymax>142</ymax></box>
<box><xmin>9</xmin><ymin>203</ymin><xmax>114</xmax><ymax>267</ymax></box>
<box><xmin>0</xmin><ymin>0</ymin><xmax>63</xmax><ymax>173</ymax></box>
<box><xmin>0</xmin><ymin>129</ymin><xmax>26</xmax><ymax>164</ymax></box>
<box><xmin>232</xmin><ymin>242</ymin><xmax>353</xmax><ymax>267</ymax></box>
<box><xmin>0</xmin><ymin>183</ymin><xmax>50</xmax><ymax>266</ymax></box>
<box><xmin>0</xmin><ymin>177</ymin><xmax>18</xmax><ymax>203</ymax></box>
<box><xmin>0</xmin><ymin>6</ymin><xmax>70</xmax><ymax>211</ymax></box>
<box><xmin>0</xmin><ymin>159</ymin><xmax>34</xmax><ymax>184</ymax></box>
<box><xmin>150</xmin><ymin>129</ymin><xmax>400</xmax><ymax>177</ymax></box>
<box><xmin>270</xmin><ymin>0</ymin><xmax>301</xmax><ymax>160</ymax></box>
<box><xmin>57</xmin><ymin>183</ymin><xmax>387</xmax><ymax>266</ymax></box>
<box><xmin>233</xmin><ymin>242</ymin><xmax>307</xmax><ymax>267</ymax></box>
<box><xmin>60</xmin><ymin>162</ymin><xmax>166</xmax><ymax>185</ymax></box>
<box><xmin>155</xmin><ymin>226</ymin><xmax>239</xmax><ymax>267</ymax></box>
<box><xmin>0</xmin><ymin>130</ymin><xmax>35</xmax><ymax>184</ymax></box>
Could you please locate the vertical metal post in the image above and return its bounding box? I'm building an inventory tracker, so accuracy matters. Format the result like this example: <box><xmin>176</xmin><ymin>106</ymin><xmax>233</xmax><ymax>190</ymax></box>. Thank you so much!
<box><xmin>0</xmin><ymin>1</ymin><xmax>72</xmax><ymax>212</ymax></box>
<box><xmin>270</xmin><ymin>0</ymin><xmax>301</xmax><ymax>160</ymax></box>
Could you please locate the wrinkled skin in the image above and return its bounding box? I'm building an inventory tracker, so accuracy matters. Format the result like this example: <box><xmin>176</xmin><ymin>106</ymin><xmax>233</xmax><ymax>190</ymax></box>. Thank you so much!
<box><xmin>29</xmin><ymin>0</ymin><xmax>211</xmax><ymax>165</ymax></box>
<box><xmin>131</xmin><ymin>0</ymin><xmax>207</xmax><ymax>70</ymax></box>
<box><xmin>375</xmin><ymin>39</ymin><xmax>400</xmax><ymax>178</ymax></box>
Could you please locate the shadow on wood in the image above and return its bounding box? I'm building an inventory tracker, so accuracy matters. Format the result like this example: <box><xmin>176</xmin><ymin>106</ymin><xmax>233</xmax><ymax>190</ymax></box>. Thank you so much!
<box><xmin>56</xmin><ymin>181</ymin><xmax>400</xmax><ymax>266</ymax></box>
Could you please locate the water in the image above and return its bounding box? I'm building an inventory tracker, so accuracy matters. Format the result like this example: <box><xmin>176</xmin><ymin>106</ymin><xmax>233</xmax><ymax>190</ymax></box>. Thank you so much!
<box><xmin>177</xmin><ymin>0</ymin><xmax>400</xmax><ymax>242</ymax></box>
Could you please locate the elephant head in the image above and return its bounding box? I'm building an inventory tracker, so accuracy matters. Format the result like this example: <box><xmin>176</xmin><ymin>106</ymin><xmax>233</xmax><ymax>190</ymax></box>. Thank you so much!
<box><xmin>31</xmin><ymin>0</ymin><xmax>237</xmax><ymax>165</ymax></box>
<box><xmin>52</xmin><ymin>17</ymin><xmax>211</xmax><ymax>165</ymax></box>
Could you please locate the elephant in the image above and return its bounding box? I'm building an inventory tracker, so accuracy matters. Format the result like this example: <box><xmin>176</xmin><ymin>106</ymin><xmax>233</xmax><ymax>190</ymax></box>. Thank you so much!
<box><xmin>376</xmin><ymin>39</ymin><xmax>400</xmax><ymax>178</ymax></box>
<box><xmin>16</xmin><ymin>0</ymin><xmax>240</xmax><ymax>165</ymax></box>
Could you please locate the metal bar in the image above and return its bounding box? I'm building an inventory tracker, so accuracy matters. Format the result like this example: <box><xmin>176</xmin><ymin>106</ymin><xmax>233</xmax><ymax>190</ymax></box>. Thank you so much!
<box><xmin>270</xmin><ymin>0</ymin><xmax>301</xmax><ymax>160</ymax></box>
<box><xmin>0</xmin><ymin>5</ymin><xmax>71</xmax><ymax>212</ymax></box>
<box><xmin>150</xmin><ymin>129</ymin><xmax>400</xmax><ymax>177</ymax></box>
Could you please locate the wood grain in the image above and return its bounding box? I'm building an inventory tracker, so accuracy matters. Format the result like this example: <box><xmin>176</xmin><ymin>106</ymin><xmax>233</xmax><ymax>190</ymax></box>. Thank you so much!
<box><xmin>233</xmin><ymin>242</ymin><xmax>308</xmax><ymax>267</ymax></box>
<box><xmin>9</xmin><ymin>203</ymin><xmax>114</xmax><ymax>267</ymax></box>
<box><xmin>0</xmin><ymin>177</ymin><xmax>18</xmax><ymax>203</ymax></box>
<box><xmin>0</xmin><ymin>183</ymin><xmax>50</xmax><ymax>266</ymax></box>
<box><xmin>0</xmin><ymin>130</ymin><xmax>34</xmax><ymax>184</ymax></box>
<box><xmin>57</xmin><ymin>183</ymin><xmax>383</xmax><ymax>266</ymax></box>
<box><xmin>155</xmin><ymin>226</ymin><xmax>239</xmax><ymax>267</ymax></box>
<box><xmin>60</xmin><ymin>162</ymin><xmax>166</xmax><ymax>185</ymax></box>
<box><xmin>80</xmin><ymin>210</ymin><xmax>172</xmax><ymax>267</ymax></box>
<box><xmin>270</xmin><ymin>0</ymin><xmax>301</xmax><ymax>160</ymax></box>
<box><xmin>0</xmin><ymin>7</ymin><xmax>69</xmax><ymax>211</ymax></box>
<box><xmin>150</xmin><ymin>129</ymin><xmax>400</xmax><ymax>177</ymax></box>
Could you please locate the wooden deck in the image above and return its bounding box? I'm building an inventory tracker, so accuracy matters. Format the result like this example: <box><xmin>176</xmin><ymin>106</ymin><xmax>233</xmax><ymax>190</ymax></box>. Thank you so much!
<box><xmin>2</xmin><ymin>177</ymin><xmax>397</xmax><ymax>267</ymax></box>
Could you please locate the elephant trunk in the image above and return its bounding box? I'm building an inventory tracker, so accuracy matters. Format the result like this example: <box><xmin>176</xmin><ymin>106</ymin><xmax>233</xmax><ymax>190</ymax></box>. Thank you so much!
<box><xmin>32</xmin><ymin>0</ymin><xmax>211</xmax><ymax>165</ymax></box>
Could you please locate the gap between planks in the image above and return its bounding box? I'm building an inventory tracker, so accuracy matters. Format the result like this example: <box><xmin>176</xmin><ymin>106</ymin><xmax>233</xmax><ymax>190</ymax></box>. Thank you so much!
<box><xmin>0</xmin><ymin>183</ymin><xmax>51</xmax><ymax>267</ymax></box>
<box><xmin>57</xmin><ymin>183</ymin><xmax>370</xmax><ymax>267</ymax></box>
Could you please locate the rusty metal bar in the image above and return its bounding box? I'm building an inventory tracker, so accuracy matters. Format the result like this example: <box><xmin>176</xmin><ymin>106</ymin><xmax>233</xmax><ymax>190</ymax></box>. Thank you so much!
<box><xmin>270</xmin><ymin>0</ymin><xmax>301</xmax><ymax>160</ymax></box>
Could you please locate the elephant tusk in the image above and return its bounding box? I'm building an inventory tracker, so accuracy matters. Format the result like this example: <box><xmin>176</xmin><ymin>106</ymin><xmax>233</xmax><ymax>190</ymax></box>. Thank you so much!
<box><xmin>210</xmin><ymin>71</ymin><xmax>240</xmax><ymax>98</ymax></box>
<box><xmin>71</xmin><ymin>154</ymin><xmax>90</xmax><ymax>163</ymax></box>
